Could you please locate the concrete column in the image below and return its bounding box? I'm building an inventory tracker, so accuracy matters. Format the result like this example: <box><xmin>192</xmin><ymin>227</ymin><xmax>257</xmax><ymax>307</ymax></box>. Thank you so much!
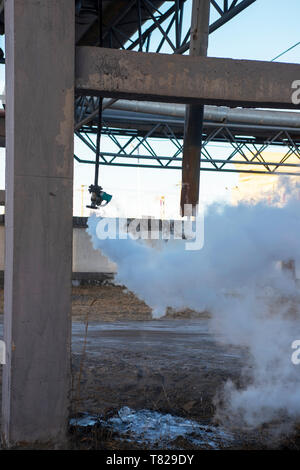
<box><xmin>2</xmin><ymin>0</ymin><xmax>74</xmax><ymax>446</ymax></box>
<box><xmin>180</xmin><ymin>0</ymin><xmax>210</xmax><ymax>215</ymax></box>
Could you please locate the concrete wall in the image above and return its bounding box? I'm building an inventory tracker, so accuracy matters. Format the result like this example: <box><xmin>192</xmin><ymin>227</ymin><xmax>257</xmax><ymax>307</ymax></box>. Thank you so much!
<box><xmin>0</xmin><ymin>216</ymin><xmax>184</xmax><ymax>276</ymax></box>
<box><xmin>73</xmin><ymin>227</ymin><xmax>116</xmax><ymax>274</ymax></box>
<box><xmin>1</xmin><ymin>220</ymin><xmax>300</xmax><ymax>279</ymax></box>
<box><xmin>0</xmin><ymin>222</ymin><xmax>116</xmax><ymax>275</ymax></box>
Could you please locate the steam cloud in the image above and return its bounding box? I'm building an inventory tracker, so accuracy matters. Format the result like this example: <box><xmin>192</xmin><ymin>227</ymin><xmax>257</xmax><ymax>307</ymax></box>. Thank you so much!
<box><xmin>87</xmin><ymin>187</ymin><xmax>300</xmax><ymax>430</ymax></box>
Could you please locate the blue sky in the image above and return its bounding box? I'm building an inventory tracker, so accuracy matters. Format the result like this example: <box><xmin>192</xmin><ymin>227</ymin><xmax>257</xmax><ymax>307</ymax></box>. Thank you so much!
<box><xmin>1</xmin><ymin>0</ymin><xmax>300</xmax><ymax>217</ymax></box>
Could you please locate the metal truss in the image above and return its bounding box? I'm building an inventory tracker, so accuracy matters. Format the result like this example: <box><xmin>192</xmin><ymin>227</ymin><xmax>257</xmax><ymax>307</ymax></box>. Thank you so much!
<box><xmin>76</xmin><ymin>0</ymin><xmax>257</xmax><ymax>53</ymax></box>
<box><xmin>75</xmin><ymin>0</ymin><xmax>259</xmax><ymax>130</ymax></box>
<box><xmin>75</xmin><ymin>120</ymin><xmax>300</xmax><ymax>176</ymax></box>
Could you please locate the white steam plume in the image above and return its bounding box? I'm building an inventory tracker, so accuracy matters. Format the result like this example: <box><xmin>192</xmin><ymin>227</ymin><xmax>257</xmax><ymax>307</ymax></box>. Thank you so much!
<box><xmin>86</xmin><ymin>195</ymin><xmax>300</xmax><ymax>430</ymax></box>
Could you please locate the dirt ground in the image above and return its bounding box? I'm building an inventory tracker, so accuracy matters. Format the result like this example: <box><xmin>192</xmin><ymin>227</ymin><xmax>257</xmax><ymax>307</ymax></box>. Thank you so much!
<box><xmin>1</xmin><ymin>284</ymin><xmax>300</xmax><ymax>449</ymax></box>
<box><xmin>71</xmin><ymin>283</ymin><xmax>153</xmax><ymax>322</ymax></box>
<box><xmin>70</xmin><ymin>284</ymin><xmax>255</xmax><ymax>449</ymax></box>
<box><xmin>69</xmin><ymin>284</ymin><xmax>300</xmax><ymax>449</ymax></box>
<box><xmin>70</xmin><ymin>284</ymin><xmax>235</xmax><ymax>419</ymax></box>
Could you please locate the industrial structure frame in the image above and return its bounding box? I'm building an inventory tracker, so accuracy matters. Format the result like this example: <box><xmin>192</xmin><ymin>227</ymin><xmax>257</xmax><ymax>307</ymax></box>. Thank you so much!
<box><xmin>75</xmin><ymin>0</ymin><xmax>256</xmax><ymax>53</ymax></box>
<box><xmin>2</xmin><ymin>0</ymin><xmax>300</xmax><ymax>448</ymax></box>
<box><xmin>74</xmin><ymin>0</ymin><xmax>300</xmax><ymax>182</ymax></box>
<box><xmin>75</xmin><ymin>122</ymin><xmax>300</xmax><ymax>177</ymax></box>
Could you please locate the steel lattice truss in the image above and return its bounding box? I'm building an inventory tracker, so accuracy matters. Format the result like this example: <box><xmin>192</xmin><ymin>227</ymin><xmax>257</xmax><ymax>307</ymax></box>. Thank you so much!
<box><xmin>74</xmin><ymin>0</ymin><xmax>300</xmax><ymax>176</ymax></box>
<box><xmin>75</xmin><ymin>120</ymin><xmax>300</xmax><ymax>176</ymax></box>
<box><xmin>75</xmin><ymin>0</ymin><xmax>256</xmax><ymax>52</ymax></box>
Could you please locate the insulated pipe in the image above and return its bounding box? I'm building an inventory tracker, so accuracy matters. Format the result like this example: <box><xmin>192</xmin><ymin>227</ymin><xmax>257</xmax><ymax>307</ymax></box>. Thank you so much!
<box><xmin>105</xmin><ymin>99</ymin><xmax>300</xmax><ymax>129</ymax></box>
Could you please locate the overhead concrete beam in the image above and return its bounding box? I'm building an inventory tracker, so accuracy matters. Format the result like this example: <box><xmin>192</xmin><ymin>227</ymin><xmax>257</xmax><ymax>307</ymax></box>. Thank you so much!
<box><xmin>75</xmin><ymin>46</ymin><xmax>300</xmax><ymax>109</ymax></box>
<box><xmin>2</xmin><ymin>0</ymin><xmax>74</xmax><ymax>447</ymax></box>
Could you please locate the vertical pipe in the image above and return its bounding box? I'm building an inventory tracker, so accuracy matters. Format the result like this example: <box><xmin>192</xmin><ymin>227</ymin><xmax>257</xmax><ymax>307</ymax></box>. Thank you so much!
<box><xmin>94</xmin><ymin>0</ymin><xmax>103</xmax><ymax>187</ymax></box>
<box><xmin>180</xmin><ymin>0</ymin><xmax>210</xmax><ymax>216</ymax></box>
<box><xmin>137</xmin><ymin>0</ymin><xmax>143</xmax><ymax>52</ymax></box>
<box><xmin>175</xmin><ymin>0</ymin><xmax>180</xmax><ymax>50</ymax></box>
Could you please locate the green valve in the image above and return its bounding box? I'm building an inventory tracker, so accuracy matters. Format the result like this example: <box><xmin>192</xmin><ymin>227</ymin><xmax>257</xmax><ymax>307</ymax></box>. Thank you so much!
<box><xmin>87</xmin><ymin>184</ymin><xmax>113</xmax><ymax>209</ymax></box>
<box><xmin>101</xmin><ymin>191</ymin><xmax>112</xmax><ymax>204</ymax></box>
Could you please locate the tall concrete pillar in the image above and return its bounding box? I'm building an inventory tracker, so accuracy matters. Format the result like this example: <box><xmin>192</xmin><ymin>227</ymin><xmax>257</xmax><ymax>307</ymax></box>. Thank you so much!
<box><xmin>2</xmin><ymin>0</ymin><xmax>74</xmax><ymax>446</ymax></box>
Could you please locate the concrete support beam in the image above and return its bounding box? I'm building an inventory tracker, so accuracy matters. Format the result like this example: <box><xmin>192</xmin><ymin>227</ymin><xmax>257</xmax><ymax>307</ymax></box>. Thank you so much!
<box><xmin>181</xmin><ymin>0</ymin><xmax>210</xmax><ymax>215</ymax></box>
<box><xmin>75</xmin><ymin>46</ymin><xmax>300</xmax><ymax>109</ymax></box>
<box><xmin>2</xmin><ymin>0</ymin><xmax>74</xmax><ymax>447</ymax></box>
